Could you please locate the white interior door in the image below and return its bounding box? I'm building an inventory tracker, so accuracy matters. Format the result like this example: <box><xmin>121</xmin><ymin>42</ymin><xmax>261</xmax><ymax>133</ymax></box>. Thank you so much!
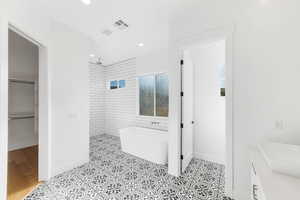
<box><xmin>181</xmin><ymin>51</ymin><xmax>194</xmax><ymax>173</ymax></box>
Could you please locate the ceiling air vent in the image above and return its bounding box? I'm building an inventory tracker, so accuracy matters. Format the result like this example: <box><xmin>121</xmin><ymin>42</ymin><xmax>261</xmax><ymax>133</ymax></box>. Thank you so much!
<box><xmin>101</xmin><ymin>20</ymin><xmax>129</xmax><ymax>37</ymax></box>
<box><xmin>114</xmin><ymin>20</ymin><xmax>129</xmax><ymax>30</ymax></box>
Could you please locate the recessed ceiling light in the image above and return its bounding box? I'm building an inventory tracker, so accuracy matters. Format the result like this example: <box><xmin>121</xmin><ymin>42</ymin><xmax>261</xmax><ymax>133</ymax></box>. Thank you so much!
<box><xmin>81</xmin><ymin>0</ymin><xmax>91</xmax><ymax>5</ymax></box>
<box><xmin>90</xmin><ymin>54</ymin><xmax>95</xmax><ymax>57</ymax></box>
<box><xmin>138</xmin><ymin>43</ymin><xmax>144</xmax><ymax>47</ymax></box>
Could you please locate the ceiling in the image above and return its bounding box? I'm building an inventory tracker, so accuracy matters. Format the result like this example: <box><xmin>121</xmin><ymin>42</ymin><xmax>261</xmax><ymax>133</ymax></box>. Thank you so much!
<box><xmin>38</xmin><ymin>0</ymin><xmax>173</xmax><ymax>64</ymax></box>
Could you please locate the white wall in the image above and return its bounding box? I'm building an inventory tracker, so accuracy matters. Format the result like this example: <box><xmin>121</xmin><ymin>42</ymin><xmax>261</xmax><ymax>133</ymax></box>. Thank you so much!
<box><xmin>136</xmin><ymin>50</ymin><xmax>169</xmax><ymax>75</ymax></box>
<box><xmin>189</xmin><ymin>40</ymin><xmax>226</xmax><ymax>164</ymax></box>
<box><xmin>8</xmin><ymin>30</ymin><xmax>39</xmax><ymax>151</ymax></box>
<box><xmin>49</xmin><ymin>21</ymin><xmax>90</xmax><ymax>176</ymax></box>
<box><xmin>0</xmin><ymin>3</ymin><xmax>94</xmax><ymax>198</ymax></box>
<box><xmin>89</xmin><ymin>63</ymin><xmax>105</xmax><ymax>136</ymax></box>
<box><xmin>169</xmin><ymin>0</ymin><xmax>300</xmax><ymax>199</ymax></box>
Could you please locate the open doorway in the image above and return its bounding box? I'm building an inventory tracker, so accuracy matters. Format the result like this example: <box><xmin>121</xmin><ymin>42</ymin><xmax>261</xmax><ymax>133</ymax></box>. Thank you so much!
<box><xmin>7</xmin><ymin>28</ymin><xmax>39</xmax><ymax>200</ymax></box>
<box><xmin>180</xmin><ymin>33</ymin><xmax>233</xmax><ymax>197</ymax></box>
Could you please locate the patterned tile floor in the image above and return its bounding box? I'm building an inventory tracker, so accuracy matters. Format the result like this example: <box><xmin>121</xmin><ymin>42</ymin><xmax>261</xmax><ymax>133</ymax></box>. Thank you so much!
<box><xmin>25</xmin><ymin>134</ymin><xmax>230</xmax><ymax>200</ymax></box>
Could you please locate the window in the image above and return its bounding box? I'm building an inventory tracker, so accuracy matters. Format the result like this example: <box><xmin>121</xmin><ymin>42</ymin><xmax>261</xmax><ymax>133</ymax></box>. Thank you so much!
<box><xmin>138</xmin><ymin>73</ymin><xmax>169</xmax><ymax>117</ymax></box>
<box><xmin>155</xmin><ymin>74</ymin><xmax>169</xmax><ymax>117</ymax></box>
<box><xmin>110</xmin><ymin>80</ymin><xmax>118</xmax><ymax>89</ymax></box>
<box><xmin>139</xmin><ymin>75</ymin><xmax>155</xmax><ymax>116</ymax></box>
<box><xmin>109</xmin><ymin>80</ymin><xmax>126</xmax><ymax>90</ymax></box>
<box><xmin>118</xmin><ymin>80</ymin><xmax>126</xmax><ymax>88</ymax></box>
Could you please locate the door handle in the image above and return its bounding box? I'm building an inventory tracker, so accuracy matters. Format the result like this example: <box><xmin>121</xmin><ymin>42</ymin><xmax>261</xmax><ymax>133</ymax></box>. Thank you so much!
<box><xmin>191</xmin><ymin>121</ymin><xmax>195</xmax><ymax>124</ymax></box>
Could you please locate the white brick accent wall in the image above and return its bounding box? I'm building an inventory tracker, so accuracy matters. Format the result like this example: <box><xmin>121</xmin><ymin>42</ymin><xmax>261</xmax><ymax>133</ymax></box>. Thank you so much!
<box><xmin>104</xmin><ymin>59</ymin><xmax>137</xmax><ymax>136</ymax></box>
<box><xmin>89</xmin><ymin>58</ymin><xmax>168</xmax><ymax>137</ymax></box>
<box><xmin>89</xmin><ymin>63</ymin><xmax>105</xmax><ymax>136</ymax></box>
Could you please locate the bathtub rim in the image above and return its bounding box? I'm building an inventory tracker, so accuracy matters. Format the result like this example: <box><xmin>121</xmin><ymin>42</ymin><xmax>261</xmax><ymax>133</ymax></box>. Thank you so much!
<box><xmin>119</xmin><ymin>126</ymin><xmax>168</xmax><ymax>136</ymax></box>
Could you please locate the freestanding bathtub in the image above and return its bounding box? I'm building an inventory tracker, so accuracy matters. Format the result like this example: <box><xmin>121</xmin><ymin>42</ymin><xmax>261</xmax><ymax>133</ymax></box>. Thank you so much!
<box><xmin>119</xmin><ymin>127</ymin><xmax>168</xmax><ymax>165</ymax></box>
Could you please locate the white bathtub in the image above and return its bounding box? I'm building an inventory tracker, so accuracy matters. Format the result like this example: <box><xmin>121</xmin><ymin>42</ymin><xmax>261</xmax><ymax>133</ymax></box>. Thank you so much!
<box><xmin>119</xmin><ymin>127</ymin><xmax>168</xmax><ymax>165</ymax></box>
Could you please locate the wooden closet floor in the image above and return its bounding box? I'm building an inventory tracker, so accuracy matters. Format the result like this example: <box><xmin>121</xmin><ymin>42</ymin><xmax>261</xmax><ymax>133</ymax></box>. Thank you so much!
<box><xmin>7</xmin><ymin>146</ymin><xmax>40</xmax><ymax>200</ymax></box>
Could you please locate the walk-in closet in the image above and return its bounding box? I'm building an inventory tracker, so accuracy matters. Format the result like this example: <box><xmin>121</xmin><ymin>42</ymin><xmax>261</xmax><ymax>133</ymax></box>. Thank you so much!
<box><xmin>7</xmin><ymin>29</ymin><xmax>39</xmax><ymax>200</ymax></box>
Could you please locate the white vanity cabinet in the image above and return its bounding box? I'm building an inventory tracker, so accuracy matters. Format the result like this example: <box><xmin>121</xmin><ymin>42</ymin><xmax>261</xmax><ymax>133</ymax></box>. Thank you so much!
<box><xmin>250</xmin><ymin>148</ymin><xmax>300</xmax><ymax>200</ymax></box>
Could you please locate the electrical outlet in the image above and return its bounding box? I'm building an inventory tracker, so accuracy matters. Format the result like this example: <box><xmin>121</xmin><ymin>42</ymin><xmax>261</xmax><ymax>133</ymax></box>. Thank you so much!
<box><xmin>68</xmin><ymin>113</ymin><xmax>78</xmax><ymax>119</ymax></box>
<box><xmin>275</xmin><ymin>120</ymin><xmax>284</xmax><ymax>130</ymax></box>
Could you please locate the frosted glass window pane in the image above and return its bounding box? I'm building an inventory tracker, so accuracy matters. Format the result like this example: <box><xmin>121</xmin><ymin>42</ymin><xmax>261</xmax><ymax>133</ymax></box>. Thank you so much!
<box><xmin>156</xmin><ymin>74</ymin><xmax>169</xmax><ymax>117</ymax></box>
<box><xmin>139</xmin><ymin>75</ymin><xmax>155</xmax><ymax>116</ymax></box>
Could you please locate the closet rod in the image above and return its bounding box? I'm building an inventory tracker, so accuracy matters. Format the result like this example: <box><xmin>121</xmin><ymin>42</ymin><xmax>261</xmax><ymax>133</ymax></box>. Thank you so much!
<box><xmin>8</xmin><ymin>113</ymin><xmax>35</xmax><ymax>120</ymax></box>
<box><xmin>9</xmin><ymin>116</ymin><xmax>34</xmax><ymax>120</ymax></box>
<box><xmin>9</xmin><ymin>78</ymin><xmax>35</xmax><ymax>85</ymax></box>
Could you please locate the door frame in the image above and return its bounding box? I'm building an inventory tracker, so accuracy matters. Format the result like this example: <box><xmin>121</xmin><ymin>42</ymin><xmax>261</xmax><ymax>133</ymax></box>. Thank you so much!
<box><xmin>0</xmin><ymin>16</ymin><xmax>9</xmax><ymax>200</ymax></box>
<box><xmin>177</xmin><ymin>26</ymin><xmax>234</xmax><ymax>197</ymax></box>
<box><xmin>8</xmin><ymin>23</ymin><xmax>52</xmax><ymax>181</ymax></box>
<box><xmin>0</xmin><ymin>21</ymin><xmax>51</xmax><ymax>199</ymax></box>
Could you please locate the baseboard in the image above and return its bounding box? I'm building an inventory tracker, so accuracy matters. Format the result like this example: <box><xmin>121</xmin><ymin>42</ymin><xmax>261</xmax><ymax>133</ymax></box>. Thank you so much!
<box><xmin>186</xmin><ymin>153</ymin><xmax>193</xmax><ymax>162</ymax></box>
<box><xmin>90</xmin><ymin>132</ymin><xmax>120</xmax><ymax>137</ymax></box>
<box><xmin>183</xmin><ymin>153</ymin><xmax>193</xmax><ymax>169</ymax></box>
<box><xmin>106</xmin><ymin>132</ymin><xmax>120</xmax><ymax>137</ymax></box>
<box><xmin>8</xmin><ymin>141</ymin><xmax>38</xmax><ymax>151</ymax></box>
<box><xmin>52</xmin><ymin>157</ymin><xmax>89</xmax><ymax>177</ymax></box>
<box><xmin>90</xmin><ymin>132</ymin><xmax>105</xmax><ymax>137</ymax></box>
<box><xmin>193</xmin><ymin>152</ymin><xmax>225</xmax><ymax>165</ymax></box>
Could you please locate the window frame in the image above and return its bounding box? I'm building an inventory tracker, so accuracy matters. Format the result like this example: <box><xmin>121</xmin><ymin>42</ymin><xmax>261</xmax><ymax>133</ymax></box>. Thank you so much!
<box><xmin>136</xmin><ymin>72</ymin><xmax>169</xmax><ymax>119</ymax></box>
<box><xmin>107</xmin><ymin>79</ymin><xmax>126</xmax><ymax>90</ymax></box>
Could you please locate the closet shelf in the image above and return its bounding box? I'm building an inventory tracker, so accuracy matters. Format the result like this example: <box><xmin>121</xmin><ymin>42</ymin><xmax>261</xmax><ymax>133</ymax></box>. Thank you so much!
<box><xmin>9</xmin><ymin>78</ymin><xmax>35</xmax><ymax>85</ymax></box>
<box><xmin>9</xmin><ymin>112</ymin><xmax>35</xmax><ymax>120</ymax></box>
